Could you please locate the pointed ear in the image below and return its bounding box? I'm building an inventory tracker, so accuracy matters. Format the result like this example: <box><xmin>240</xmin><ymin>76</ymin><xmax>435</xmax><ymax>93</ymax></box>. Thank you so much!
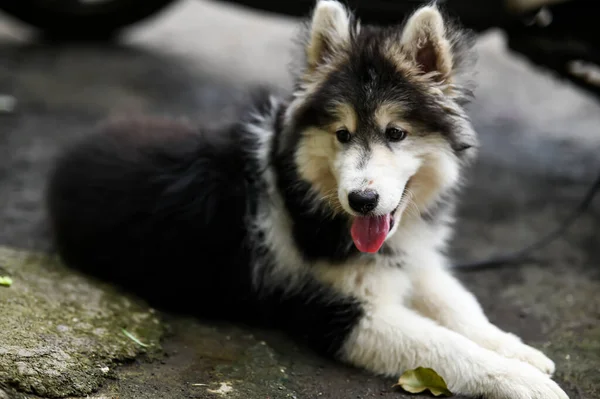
<box><xmin>305</xmin><ymin>0</ymin><xmax>352</xmax><ymax>71</ymax></box>
<box><xmin>401</xmin><ymin>5</ymin><xmax>453</xmax><ymax>80</ymax></box>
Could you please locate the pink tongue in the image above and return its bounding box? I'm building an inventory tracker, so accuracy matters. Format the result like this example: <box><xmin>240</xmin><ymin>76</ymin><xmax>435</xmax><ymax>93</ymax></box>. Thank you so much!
<box><xmin>350</xmin><ymin>214</ymin><xmax>391</xmax><ymax>253</ymax></box>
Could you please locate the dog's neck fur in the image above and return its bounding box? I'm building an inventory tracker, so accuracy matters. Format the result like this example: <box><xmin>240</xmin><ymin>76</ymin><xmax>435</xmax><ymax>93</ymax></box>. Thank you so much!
<box><xmin>267</xmin><ymin>101</ymin><xmax>358</xmax><ymax>263</ymax></box>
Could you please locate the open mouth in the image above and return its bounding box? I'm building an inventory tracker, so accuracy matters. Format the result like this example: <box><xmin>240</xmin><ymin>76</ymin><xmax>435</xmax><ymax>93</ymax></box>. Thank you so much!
<box><xmin>350</xmin><ymin>204</ymin><xmax>399</xmax><ymax>253</ymax></box>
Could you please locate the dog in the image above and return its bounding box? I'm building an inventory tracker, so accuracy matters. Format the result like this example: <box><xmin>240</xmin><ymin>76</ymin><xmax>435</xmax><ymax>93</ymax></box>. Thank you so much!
<box><xmin>45</xmin><ymin>1</ymin><xmax>569</xmax><ymax>398</ymax></box>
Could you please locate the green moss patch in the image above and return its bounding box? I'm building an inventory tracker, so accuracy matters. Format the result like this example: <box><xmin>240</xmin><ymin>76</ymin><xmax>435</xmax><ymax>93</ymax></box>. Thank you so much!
<box><xmin>0</xmin><ymin>246</ymin><xmax>164</xmax><ymax>398</ymax></box>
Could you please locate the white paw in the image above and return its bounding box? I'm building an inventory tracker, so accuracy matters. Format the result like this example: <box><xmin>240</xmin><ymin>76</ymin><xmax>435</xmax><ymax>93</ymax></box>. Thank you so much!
<box><xmin>487</xmin><ymin>361</ymin><xmax>569</xmax><ymax>399</ymax></box>
<box><xmin>489</xmin><ymin>333</ymin><xmax>555</xmax><ymax>376</ymax></box>
<box><xmin>496</xmin><ymin>339</ymin><xmax>555</xmax><ymax>376</ymax></box>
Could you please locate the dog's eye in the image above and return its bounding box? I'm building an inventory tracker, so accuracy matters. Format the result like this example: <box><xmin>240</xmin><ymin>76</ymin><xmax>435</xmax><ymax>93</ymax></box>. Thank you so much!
<box><xmin>336</xmin><ymin>129</ymin><xmax>352</xmax><ymax>143</ymax></box>
<box><xmin>385</xmin><ymin>127</ymin><xmax>407</xmax><ymax>142</ymax></box>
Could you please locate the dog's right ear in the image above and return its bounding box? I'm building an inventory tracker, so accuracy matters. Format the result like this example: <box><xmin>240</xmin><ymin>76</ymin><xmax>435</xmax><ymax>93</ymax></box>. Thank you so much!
<box><xmin>305</xmin><ymin>0</ymin><xmax>352</xmax><ymax>71</ymax></box>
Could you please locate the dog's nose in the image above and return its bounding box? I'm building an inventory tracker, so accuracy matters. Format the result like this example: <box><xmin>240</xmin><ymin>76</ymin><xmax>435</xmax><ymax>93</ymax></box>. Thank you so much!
<box><xmin>348</xmin><ymin>190</ymin><xmax>379</xmax><ymax>214</ymax></box>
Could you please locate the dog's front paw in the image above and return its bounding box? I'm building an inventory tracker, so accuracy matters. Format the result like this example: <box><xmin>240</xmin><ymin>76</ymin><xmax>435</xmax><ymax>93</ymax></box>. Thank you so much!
<box><xmin>496</xmin><ymin>338</ymin><xmax>555</xmax><ymax>376</ymax></box>
<box><xmin>470</xmin><ymin>325</ymin><xmax>555</xmax><ymax>375</ymax></box>
<box><xmin>487</xmin><ymin>332</ymin><xmax>555</xmax><ymax>376</ymax></box>
<box><xmin>487</xmin><ymin>361</ymin><xmax>568</xmax><ymax>399</ymax></box>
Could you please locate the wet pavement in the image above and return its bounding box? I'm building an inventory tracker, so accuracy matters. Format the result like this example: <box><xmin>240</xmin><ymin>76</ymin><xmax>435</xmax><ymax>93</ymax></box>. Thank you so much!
<box><xmin>0</xmin><ymin>1</ymin><xmax>599</xmax><ymax>398</ymax></box>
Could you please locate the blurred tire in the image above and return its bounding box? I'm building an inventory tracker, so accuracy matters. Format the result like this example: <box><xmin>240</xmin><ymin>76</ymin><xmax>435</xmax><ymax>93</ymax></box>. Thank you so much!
<box><xmin>0</xmin><ymin>0</ymin><xmax>180</xmax><ymax>40</ymax></box>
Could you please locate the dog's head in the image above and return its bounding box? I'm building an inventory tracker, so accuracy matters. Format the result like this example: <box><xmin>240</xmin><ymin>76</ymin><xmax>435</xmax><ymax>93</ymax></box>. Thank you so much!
<box><xmin>283</xmin><ymin>0</ymin><xmax>478</xmax><ymax>253</ymax></box>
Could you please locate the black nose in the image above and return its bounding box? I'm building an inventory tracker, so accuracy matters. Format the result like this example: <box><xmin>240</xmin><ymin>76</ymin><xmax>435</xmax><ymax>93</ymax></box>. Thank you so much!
<box><xmin>348</xmin><ymin>190</ymin><xmax>379</xmax><ymax>214</ymax></box>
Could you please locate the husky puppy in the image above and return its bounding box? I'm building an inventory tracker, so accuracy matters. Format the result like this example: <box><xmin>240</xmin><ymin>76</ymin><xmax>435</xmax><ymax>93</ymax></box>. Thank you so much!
<box><xmin>46</xmin><ymin>1</ymin><xmax>568</xmax><ymax>398</ymax></box>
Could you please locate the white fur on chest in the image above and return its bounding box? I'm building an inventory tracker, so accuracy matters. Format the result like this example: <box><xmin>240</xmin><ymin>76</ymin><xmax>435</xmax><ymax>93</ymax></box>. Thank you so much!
<box><xmin>313</xmin><ymin>256</ymin><xmax>412</xmax><ymax>308</ymax></box>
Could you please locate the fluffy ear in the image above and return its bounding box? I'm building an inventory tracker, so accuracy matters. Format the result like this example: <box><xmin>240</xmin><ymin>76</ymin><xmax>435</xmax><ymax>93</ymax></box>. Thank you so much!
<box><xmin>305</xmin><ymin>0</ymin><xmax>352</xmax><ymax>70</ymax></box>
<box><xmin>401</xmin><ymin>5</ymin><xmax>453</xmax><ymax>80</ymax></box>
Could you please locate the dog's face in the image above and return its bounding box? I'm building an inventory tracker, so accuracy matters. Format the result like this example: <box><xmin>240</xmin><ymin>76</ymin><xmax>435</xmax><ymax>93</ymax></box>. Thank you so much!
<box><xmin>285</xmin><ymin>1</ymin><xmax>477</xmax><ymax>253</ymax></box>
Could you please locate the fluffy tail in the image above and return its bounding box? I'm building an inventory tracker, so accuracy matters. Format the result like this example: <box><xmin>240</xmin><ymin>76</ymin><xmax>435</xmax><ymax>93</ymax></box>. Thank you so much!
<box><xmin>45</xmin><ymin>117</ymin><xmax>252</xmax><ymax>314</ymax></box>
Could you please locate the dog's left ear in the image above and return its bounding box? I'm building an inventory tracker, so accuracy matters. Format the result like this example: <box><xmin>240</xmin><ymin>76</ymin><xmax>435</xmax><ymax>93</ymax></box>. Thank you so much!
<box><xmin>401</xmin><ymin>5</ymin><xmax>453</xmax><ymax>81</ymax></box>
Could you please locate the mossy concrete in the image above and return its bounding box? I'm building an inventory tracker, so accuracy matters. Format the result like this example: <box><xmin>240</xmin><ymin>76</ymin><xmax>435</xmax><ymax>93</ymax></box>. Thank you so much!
<box><xmin>0</xmin><ymin>247</ymin><xmax>164</xmax><ymax>398</ymax></box>
<box><xmin>74</xmin><ymin>320</ymin><xmax>301</xmax><ymax>399</ymax></box>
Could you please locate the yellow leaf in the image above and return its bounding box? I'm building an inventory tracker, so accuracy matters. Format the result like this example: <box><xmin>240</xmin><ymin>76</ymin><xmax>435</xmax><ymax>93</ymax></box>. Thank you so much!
<box><xmin>394</xmin><ymin>367</ymin><xmax>453</xmax><ymax>397</ymax></box>
<box><xmin>0</xmin><ymin>276</ymin><xmax>12</xmax><ymax>287</ymax></box>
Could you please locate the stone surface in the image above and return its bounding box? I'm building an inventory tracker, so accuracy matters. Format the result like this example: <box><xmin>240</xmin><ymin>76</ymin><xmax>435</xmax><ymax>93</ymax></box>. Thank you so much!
<box><xmin>0</xmin><ymin>247</ymin><xmax>163</xmax><ymax>398</ymax></box>
<box><xmin>0</xmin><ymin>1</ymin><xmax>599</xmax><ymax>398</ymax></box>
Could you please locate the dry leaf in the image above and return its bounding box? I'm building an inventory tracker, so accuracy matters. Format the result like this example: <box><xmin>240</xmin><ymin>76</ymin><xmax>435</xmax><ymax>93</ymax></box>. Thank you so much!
<box><xmin>394</xmin><ymin>367</ymin><xmax>452</xmax><ymax>397</ymax></box>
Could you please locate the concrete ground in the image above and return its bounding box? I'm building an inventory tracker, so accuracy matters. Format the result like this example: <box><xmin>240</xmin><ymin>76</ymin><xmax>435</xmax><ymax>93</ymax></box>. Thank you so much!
<box><xmin>0</xmin><ymin>1</ymin><xmax>599</xmax><ymax>398</ymax></box>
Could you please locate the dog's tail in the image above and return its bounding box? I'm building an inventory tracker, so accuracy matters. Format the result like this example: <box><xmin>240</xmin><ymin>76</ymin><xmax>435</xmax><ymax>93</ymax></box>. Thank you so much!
<box><xmin>45</xmin><ymin>116</ymin><xmax>251</xmax><ymax>314</ymax></box>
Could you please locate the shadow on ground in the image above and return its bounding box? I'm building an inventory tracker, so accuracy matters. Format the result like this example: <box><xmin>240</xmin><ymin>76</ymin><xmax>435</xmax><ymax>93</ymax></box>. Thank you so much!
<box><xmin>0</xmin><ymin>3</ymin><xmax>599</xmax><ymax>398</ymax></box>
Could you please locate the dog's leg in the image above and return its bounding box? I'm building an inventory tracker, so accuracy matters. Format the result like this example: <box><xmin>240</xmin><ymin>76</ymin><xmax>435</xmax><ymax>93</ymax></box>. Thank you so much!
<box><xmin>342</xmin><ymin>305</ymin><xmax>568</xmax><ymax>399</ymax></box>
<box><xmin>406</xmin><ymin>252</ymin><xmax>555</xmax><ymax>375</ymax></box>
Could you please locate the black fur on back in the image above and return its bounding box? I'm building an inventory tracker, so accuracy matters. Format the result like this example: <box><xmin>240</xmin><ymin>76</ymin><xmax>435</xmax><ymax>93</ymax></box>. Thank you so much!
<box><xmin>46</xmin><ymin>116</ymin><xmax>258</xmax><ymax>317</ymax></box>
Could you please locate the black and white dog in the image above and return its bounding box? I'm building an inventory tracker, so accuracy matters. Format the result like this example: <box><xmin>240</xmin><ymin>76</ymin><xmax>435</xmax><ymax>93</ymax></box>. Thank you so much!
<box><xmin>46</xmin><ymin>1</ymin><xmax>568</xmax><ymax>398</ymax></box>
